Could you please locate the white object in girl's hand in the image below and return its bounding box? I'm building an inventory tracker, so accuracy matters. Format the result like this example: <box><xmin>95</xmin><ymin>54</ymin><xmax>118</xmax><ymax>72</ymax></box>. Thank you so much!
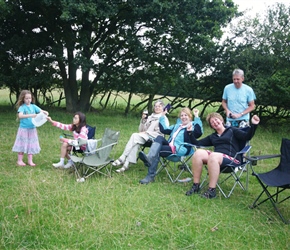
<box><xmin>32</xmin><ymin>112</ymin><xmax>48</xmax><ymax>127</ymax></box>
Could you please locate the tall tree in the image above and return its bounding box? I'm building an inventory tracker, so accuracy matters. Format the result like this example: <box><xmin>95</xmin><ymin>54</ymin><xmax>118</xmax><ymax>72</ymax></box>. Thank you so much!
<box><xmin>189</xmin><ymin>2</ymin><xmax>290</xmax><ymax>121</ymax></box>
<box><xmin>0</xmin><ymin>0</ymin><xmax>238</xmax><ymax>112</ymax></box>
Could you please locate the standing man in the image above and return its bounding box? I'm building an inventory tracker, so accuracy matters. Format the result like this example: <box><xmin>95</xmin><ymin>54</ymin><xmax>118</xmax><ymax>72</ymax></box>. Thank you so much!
<box><xmin>222</xmin><ymin>69</ymin><xmax>256</xmax><ymax>127</ymax></box>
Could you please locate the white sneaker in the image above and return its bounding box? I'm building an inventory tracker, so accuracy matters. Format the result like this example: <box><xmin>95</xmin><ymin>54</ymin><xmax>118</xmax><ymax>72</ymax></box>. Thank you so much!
<box><xmin>52</xmin><ymin>162</ymin><xmax>64</xmax><ymax>168</ymax></box>
<box><xmin>63</xmin><ymin>161</ymin><xmax>74</xmax><ymax>169</ymax></box>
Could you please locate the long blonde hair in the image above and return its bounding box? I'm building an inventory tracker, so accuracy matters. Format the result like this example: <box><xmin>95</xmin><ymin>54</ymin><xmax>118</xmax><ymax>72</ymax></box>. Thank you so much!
<box><xmin>16</xmin><ymin>90</ymin><xmax>35</xmax><ymax>110</ymax></box>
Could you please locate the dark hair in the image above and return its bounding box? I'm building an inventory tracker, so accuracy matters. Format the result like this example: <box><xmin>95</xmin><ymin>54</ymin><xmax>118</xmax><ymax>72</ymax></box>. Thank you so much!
<box><xmin>16</xmin><ymin>90</ymin><xmax>35</xmax><ymax>110</ymax></box>
<box><xmin>72</xmin><ymin>112</ymin><xmax>86</xmax><ymax>133</ymax></box>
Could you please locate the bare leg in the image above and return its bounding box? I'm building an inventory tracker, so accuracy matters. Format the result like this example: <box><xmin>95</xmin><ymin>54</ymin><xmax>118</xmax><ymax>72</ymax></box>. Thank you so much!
<box><xmin>60</xmin><ymin>142</ymin><xmax>71</xmax><ymax>159</ymax></box>
<box><xmin>207</xmin><ymin>152</ymin><xmax>223</xmax><ymax>188</ymax></box>
<box><xmin>192</xmin><ymin>149</ymin><xmax>209</xmax><ymax>184</ymax></box>
<box><xmin>186</xmin><ymin>149</ymin><xmax>209</xmax><ymax>195</ymax></box>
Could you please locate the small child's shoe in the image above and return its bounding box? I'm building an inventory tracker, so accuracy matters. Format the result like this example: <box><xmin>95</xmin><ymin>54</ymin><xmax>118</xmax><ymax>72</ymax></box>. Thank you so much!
<box><xmin>17</xmin><ymin>161</ymin><xmax>26</xmax><ymax>166</ymax></box>
<box><xmin>63</xmin><ymin>161</ymin><xmax>74</xmax><ymax>169</ymax></box>
<box><xmin>52</xmin><ymin>162</ymin><xmax>64</xmax><ymax>168</ymax></box>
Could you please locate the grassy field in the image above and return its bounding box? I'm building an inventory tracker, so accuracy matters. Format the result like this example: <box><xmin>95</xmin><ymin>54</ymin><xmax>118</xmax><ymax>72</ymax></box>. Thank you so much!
<box><xmin>0</xmin><ymin>89</ymin><xmax>290</xmax><ymax>249</ymax></box>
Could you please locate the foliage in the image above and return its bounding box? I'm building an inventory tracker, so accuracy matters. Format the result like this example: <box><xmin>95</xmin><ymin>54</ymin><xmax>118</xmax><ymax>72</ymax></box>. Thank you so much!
<box><xmin>216</xmin><ymin>3</ymin><xmax>290</xmax><ymax>123</ymax></box>
<box><xmin>1</xmin><ymin>1</ymin><xmax>289</xmax><ymax>122</ymax></box>
<box><xmin>0</xmin><ymin>0</ymin><xmax>238</xmax><ymax>112</ymax></box>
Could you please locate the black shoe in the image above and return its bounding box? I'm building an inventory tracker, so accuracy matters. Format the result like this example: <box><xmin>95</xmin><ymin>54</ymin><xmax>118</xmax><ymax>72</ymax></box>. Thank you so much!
<box><xmin>201</xmin><ymin>188</ymin><xmax>216</xmax><ymax>199</ymax></box>
<box><xmin>185</xmin><ymin>183</ymin><xmax>200</xmax><ymax>196</ymax></box>
<box><xmin>138</xmin><ymin>152</ymin><xmax>150</xmax><ymax>167</ymax></box>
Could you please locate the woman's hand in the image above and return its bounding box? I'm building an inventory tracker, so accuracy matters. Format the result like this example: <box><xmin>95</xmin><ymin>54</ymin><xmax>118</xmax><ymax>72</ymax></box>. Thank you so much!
<box><xmin>187</xmin><ymin>123</ymin><xmax>193</xmax><ymax>131</ymax></box>
<box><xmin>142</xmin><ymin>110</ymin><xmax>148</xmax><ymax>119</ymax></box>
<box><xmin>162</xmin><ymin>109</ymin><xmax>168</xmax><ymax>116</ymax></box>
<box><xmin>193</xmin><ymin>109</ymin><xmax>199</xmax><ymax>118</ymax></box>
<box><xmin>251</xmin><ymin>115</ymin><xmax>260</xmax><ymax>125</ymax></box>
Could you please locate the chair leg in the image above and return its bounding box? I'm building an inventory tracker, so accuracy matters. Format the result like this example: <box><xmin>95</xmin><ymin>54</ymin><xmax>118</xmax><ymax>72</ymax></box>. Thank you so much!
<box><xmin>250</xmin><ymin>180</ymin><xmax>290</xmax><ymax>224</ymax></box>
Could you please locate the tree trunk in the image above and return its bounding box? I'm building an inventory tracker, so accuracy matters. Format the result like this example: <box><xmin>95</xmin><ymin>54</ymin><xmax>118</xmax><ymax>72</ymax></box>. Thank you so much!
<box><xmin>79</xmin><ymin>70</ymin><xmax>92</xmax><ymax>112</ymax></box>
<box><xmin>61</xmin><ymin>49</ymin><xmax>79</xmax><ymax>113</ymax></box>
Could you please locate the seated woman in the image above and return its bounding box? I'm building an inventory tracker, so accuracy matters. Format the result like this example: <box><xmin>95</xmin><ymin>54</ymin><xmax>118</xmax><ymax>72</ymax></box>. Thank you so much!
<box><xmin>112</xmin><ymin>100</ymin><xmax>169</xmax><ymax>173</ymax></box>
<box><xmin>47</xmin><ymin>112</ymin><xmax>88</xmax><ymax>169</ymax></box>
<box><xmin>186</xmin><ymin>112</ymin><xmax>260</xmax><ymax>199</ymax></box>
<box><xmin>139</xmin><ymin>108</ymin><xmax>203</xmax><ymax>184</ymax></box>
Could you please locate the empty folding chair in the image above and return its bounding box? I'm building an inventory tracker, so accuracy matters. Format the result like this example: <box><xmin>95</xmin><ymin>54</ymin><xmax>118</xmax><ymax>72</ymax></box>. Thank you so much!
<box><xmin>70</xmin><ymin>128</ymin><xmax>120</xmax><ymax>182</ymax></box>
<box><xmin>247</xmin><ymin>138</ymin><xmax>290</xmax><ymax>224</ymax></box>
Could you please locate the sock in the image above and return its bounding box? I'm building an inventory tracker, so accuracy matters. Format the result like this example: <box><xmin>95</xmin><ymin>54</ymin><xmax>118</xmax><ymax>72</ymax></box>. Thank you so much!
<box><xmin>60</xmin><ymin>158</ymin><xmax>65</xmax><ymax>164</ymax></box>
<box><xmin>208</xmin><ymin>187</ymin><xmax>216</xmax><ymax>192</ymax></box>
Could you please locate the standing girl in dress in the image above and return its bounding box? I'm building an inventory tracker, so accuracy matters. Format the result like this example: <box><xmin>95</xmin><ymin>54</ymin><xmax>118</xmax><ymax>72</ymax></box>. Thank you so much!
<box><xmin>47</xmin><ymin>112</ymin><xmax>88</xmax><ymax>169</ymax></box>
<box><xmin>12</xmin><ymin>90</ymin><xmax>49</xmax><ymax>166</ymax></box>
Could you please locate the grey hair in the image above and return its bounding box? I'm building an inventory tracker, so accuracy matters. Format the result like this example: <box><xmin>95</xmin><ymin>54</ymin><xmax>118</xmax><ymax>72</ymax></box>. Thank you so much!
<box><xmin>154</xmin><ymin>99</ymin><xmax>165</xmax><ymax>107</ymax></box>
<box><xmin>232</xmin><ymin>69</ymin><xmax>244</xmax><ymax>77</ymax></box>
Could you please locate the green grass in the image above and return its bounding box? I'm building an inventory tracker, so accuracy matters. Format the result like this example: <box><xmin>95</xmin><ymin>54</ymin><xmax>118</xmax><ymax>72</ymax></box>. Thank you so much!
<box><xmin>1</xmin><ymin>93</ymin><xmax>290</xmax><ymax>249</ymax></box>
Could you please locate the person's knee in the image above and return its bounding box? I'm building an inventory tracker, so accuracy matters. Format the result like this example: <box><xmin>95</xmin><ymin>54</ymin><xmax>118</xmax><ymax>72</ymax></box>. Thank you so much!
<box><xmin>208</xmin><ymin>152</ymin><xmax>222</xmax><ymax>163</ymax></box>
<box><xmin>154</xmin><ymin>135</ymin><xmax>163</xmax><ymax>144</ymax></box>
<box><xmin>193</xmin><ymin>149</ymin><xmax>208</xmax><ymax>161</ymax></box>
<box><xmin>131</xmin><ymin>132</ymin><xmax>139</xmax><ymax>139</ymax></box>
<box><xmin>61</xmin><ymin>142</ymin><xmax>69</xmax><ymax>148</ymax></box>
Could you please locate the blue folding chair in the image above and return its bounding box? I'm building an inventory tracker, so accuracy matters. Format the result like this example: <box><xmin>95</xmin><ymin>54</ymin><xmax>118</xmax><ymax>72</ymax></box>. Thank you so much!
<box><xmin>156</xmin><ymin>143</ymin><xmax>195</xmax><ymax>183</ymax></box>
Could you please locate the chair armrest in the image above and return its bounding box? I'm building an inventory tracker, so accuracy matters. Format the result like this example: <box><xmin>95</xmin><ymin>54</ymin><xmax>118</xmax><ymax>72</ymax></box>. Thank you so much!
<box><xmin>245</xmin><ymin>154</ymin><xmax>281</xmax><ymax>166</ymax></box>
<box><xmin>88</xmin><ymin>142</ymin><xmax>118</xmax><ymax>154</ymax></box>
<box><xmin>63</xmin><ymin>132</ymin><xmax>73</xmax><ymax>138</ymax></box>
<box><xmin>175</xmin><ymin>142</ymin><xmax>197</xmax><ymax>151</ymax></box>
<box><xmin>245</xmin><ymin>154</ymin><xmax>281</xmax><ymax>161</ymax></box>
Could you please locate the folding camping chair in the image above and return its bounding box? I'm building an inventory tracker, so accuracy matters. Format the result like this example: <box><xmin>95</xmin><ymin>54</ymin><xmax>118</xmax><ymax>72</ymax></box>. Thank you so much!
<box><xmin>200</xmin><ymin>143</ymin><xmax>252</xmax><ymax>198</ymax></box>
<box><xmin>64</xmin><ymin>124</ymin><xmax>96</xmax><ymax>155</ymax></box>
<box><xmin>69</xmin><ymin>128</ymin><xmax>120</xmax><ymax>182</ymax></box>
<box><xmin>247</xmin><ymin>138</ymin><xmax>290</xmax><ymax>224</ymax></box>
<box><xmin>156</xmin><ymin>143</ymin><xmax>195</xmax><ymax>183</ymax></box>
<box><xmin>137</xmin><ymin>138</ymin><xmax>153</xmax><ymax>161</ymax></box>
<box><xmin>64</xmin><ymin>124</ymin><xmax>96</xmax><ymax>140</ymax></box>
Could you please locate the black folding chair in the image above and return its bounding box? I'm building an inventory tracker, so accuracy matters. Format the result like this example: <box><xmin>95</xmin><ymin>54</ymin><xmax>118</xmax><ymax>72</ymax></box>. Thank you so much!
<box><xmin>247</xmin><ymin>138</ymin><xmax>290</xmax><ymax>224</ymax></box>
<box><xmin>200</xmin><ymin>126</ymin><xmax>252</xmax><ymax>198</ymax></box>
<box><xmin>200</xmin><ymin>144</ymin><xmax>252</xmax><ymax>198</ymax></box>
